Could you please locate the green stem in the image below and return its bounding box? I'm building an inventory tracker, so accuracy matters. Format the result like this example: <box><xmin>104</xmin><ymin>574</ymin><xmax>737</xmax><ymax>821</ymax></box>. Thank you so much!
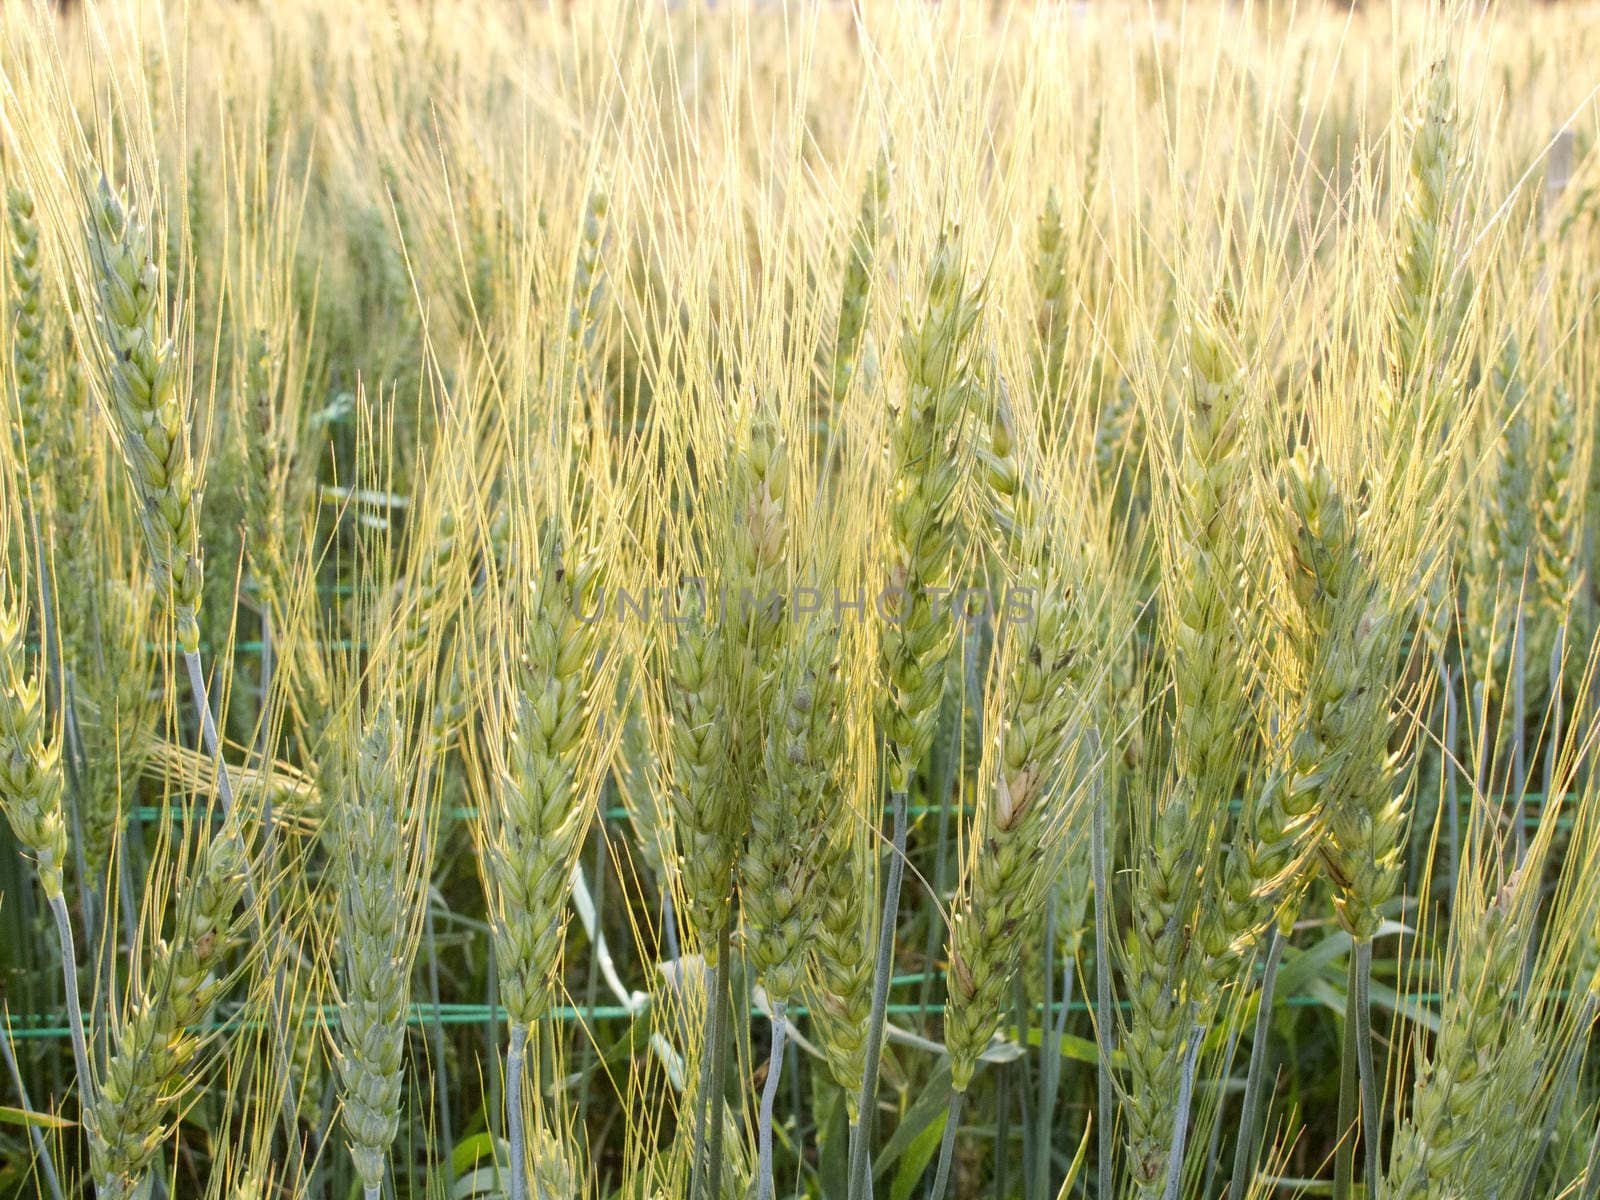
<box><xmin>507</xmin><ymin>1023</ymin><xmax>528</xmax><ymax>1200</ymax></box>
<box><xmin>849</xmin><ymin>785</ymin><xmax>910</xmax><ymax>1200</ymax></box>
<box><xmin>1090</xmin><ymin>748</ymin><xmax>1114</xmax><ymax>1200</ymax></box>
<box><xmin>756</xmin><ymin>1003</ymin><xmax>787</xmax><ymax>1200</ymax></box>
<box><xmin>1035</xmin><ymin>901</ymin><xmax>1067</xmax><ymax>1200</ymax></box>
<box><xmin>1162</xmin><ymin>1021</ymin><xmax>1203</xmax><ymax>1200</ymax></box>
<box><xmin>1229</xmin><ymin>929</ymin><xmax>1285</xmax><ymax>1200</ymax></box>
<box><xmin>1354</xmin><ymin>940</ymin><xmax>1380</xmax><ymax>1200</ymax></box>
<box><xmin>1512</xmin><ymin>603</ymin><xmax>1527</xmax><ymax>863</ymax></box>
<box><xmin>181</xmin><ymin>650</ymin><xmax>237</xmax><ymax>819</ymax></box>
<box><xmin>706</xmin><ymin>919</ymin><xmax>734</xmax><ymax>1200</ymax></box>
<box><xmin>45</xmin><ymin>894</ymin><xmax>92</xmax><ymax>1111</ymax></box>
<box><xmin>927</xmin><ymin>1088</ymin><xmax>966</xmax><ymax>1200</ymax></box>
<box><xmin>1013</xmin><ymin>972</ymin><xmax>1036</xmax><ymax>1197</ymax></box>
<box><xmin>1334</xmin><ymin>951</ymin><xmax>1359</xmax><ymax>1200</ymax></box>
<box><xmin>1441</xmin><ymin>660</ymin><xmax>1459</xmax><ymax>899</ymax></box>
<box><xmin>424</xmin><ymin>898</ymin><xmax>453</xmax><ymax>1193</ymax></box>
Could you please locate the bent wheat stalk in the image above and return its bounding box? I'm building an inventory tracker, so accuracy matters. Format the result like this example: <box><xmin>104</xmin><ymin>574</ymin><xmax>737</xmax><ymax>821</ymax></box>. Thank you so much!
<box><xmin>0</xmin><ymin>583</ymin><xmax>91</xmax><ymax>1107</ymax></box>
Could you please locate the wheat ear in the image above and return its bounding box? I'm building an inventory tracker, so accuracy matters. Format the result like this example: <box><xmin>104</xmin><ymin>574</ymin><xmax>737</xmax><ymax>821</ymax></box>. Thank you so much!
<box><xmin>84</xmin><ymin>179</ymin><xmax>205</xmax><ymax>657</ymax></box>
<box><xmin>1386</xmin><ymin>874</ymin><xmax>1547</xmax><ymax>1200</ymax></box>
<box><xmin>1280</xmin><ymin>450</ymin><xmax>1401</xmax><ymax>1199</ymax></box>
<box><xmin>745</xmin><ymin>619</ymin><xmax>845</xmax><ymax>1005</ymax></box>
<box><xmin>1531</xmin><ymin>379</ymin><xmax>1577</xmax><ymax>698</ymax></box>
<box><xmin>667</xmin><ymin>599</ymin><xmax>733</xmax><ymax>963</ymax></box>
<box><xmin>851</xmin><ymin>230</ymin><xmax>983</xmax><ymax>1200</ymax></box>
<box><xmin>484</xmin><ymin>525</ymin><xmax>605</xmax><ymax>1200</ymax></box>
<box><xmin>8</xmin><ymin>185</ymin><xmax>51</xmax><ymax>492</ymax></box>
<box><xmin>1032</xmin><ymin>187</ymin><xmax>1070</xmax><ymax>405</ymax></box>
<box><xmin>745</xmin><ymin>618</ymin><xmax>846</xmax><ymax>1198</ymax></box>
<box><xmin>1381</xmin><ymin>57</ymin><xmax>1465</xmax><ymax>473</ymax></box>
<box><xmin>333</xmin><ymin>705</ymin><xmax>430</xmax><ymax>1200</ymax></box>
<box><xmin>831</xmin><ymin>148</ymin><xmax>892</xmax><ymax>404</ymax></box>
<box><xmin>1466</xmin><ymin>338</ymin><xmax>1533</xmax><ymax>708</ymax></box>
<box><xmin>810</xmin><ymin>814</ymin><xmax>874</xmax><ymax>1122</ymax></box>
<box><xmin>85</xmin><ymin>818</ymin><xmax>251</xmax><ymax>1200</ymax></box>
<box><xmin>932</xmin><ymin>570</ymin><xmax>1089</xmax><ymax>1187</ymax></box>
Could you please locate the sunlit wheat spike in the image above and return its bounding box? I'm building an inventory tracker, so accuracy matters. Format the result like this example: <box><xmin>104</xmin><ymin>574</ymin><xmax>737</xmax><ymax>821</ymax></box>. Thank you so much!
<box><xmin>1279</xmin><ymin>449</ymin><xmax>1404</xmax><ymax>942</ymax></box>
<box><xmin>84</xmin><ymin>177</ymin><xmax>205</xmax><ymax>654</ymax></box>
<box><xmin>880</xmin><ymin>230</ymin><xmax>984</xmax><ymax>793</ymax></box>
<box><xmin>486</xmin><ymin>523</ymin><xmax>607</xmax><ymax>1026</ymax></box>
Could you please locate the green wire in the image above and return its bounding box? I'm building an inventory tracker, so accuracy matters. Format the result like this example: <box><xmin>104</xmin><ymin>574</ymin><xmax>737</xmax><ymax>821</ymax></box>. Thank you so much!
<box><xmin>5</xmin><ymin>987</ymin><xmax>1555</xmax><ymax>1044</ymax></box>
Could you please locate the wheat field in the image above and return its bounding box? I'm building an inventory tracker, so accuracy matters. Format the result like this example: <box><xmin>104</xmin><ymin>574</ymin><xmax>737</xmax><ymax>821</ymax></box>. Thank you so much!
<box><xmin>0</xmin><ymin>2</ymin><xmax>1598</xmax><ymax>1198</ymax></box>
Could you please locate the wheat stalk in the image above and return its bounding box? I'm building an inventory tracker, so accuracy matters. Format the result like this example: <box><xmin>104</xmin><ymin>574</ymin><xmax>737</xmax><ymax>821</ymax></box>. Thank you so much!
<box><xmin>0</xmin><ymin>576</ymin><xmax>92</xmax><ymax>1107</ymax></box>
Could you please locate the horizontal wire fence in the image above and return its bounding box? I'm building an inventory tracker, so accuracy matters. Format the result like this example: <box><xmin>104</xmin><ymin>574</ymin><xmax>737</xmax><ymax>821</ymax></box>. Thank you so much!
<box><xmin>7</xmin><ymin>622</ymin><xmax>1570</xmax><ymax>1046</ymax></box>
<box><xmin>5</xmin><ymin>792</ymin><xmax>1571</xmax><ymax>1041</ymax></box>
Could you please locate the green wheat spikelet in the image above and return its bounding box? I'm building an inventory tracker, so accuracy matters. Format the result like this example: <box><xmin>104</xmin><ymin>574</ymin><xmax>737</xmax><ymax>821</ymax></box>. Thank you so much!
<box><xmin>1386</xmin><ymin>880</ymin><xmax>1545</xmax><ymax>1200</ymax></box>
<box><xmin>944</xmin><ymin>573</ymin><xmax>1088</xmax><ymax>1090</ymax></box>
<box><xmin>809</xmin><ymin>819</ymin><xmax>875</xmax><ymax>1119</ymax></box>
<box><xmin>667</xmin><ymin>598</ymin><xmax>734</xmax><ymax>965</ymax></box>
